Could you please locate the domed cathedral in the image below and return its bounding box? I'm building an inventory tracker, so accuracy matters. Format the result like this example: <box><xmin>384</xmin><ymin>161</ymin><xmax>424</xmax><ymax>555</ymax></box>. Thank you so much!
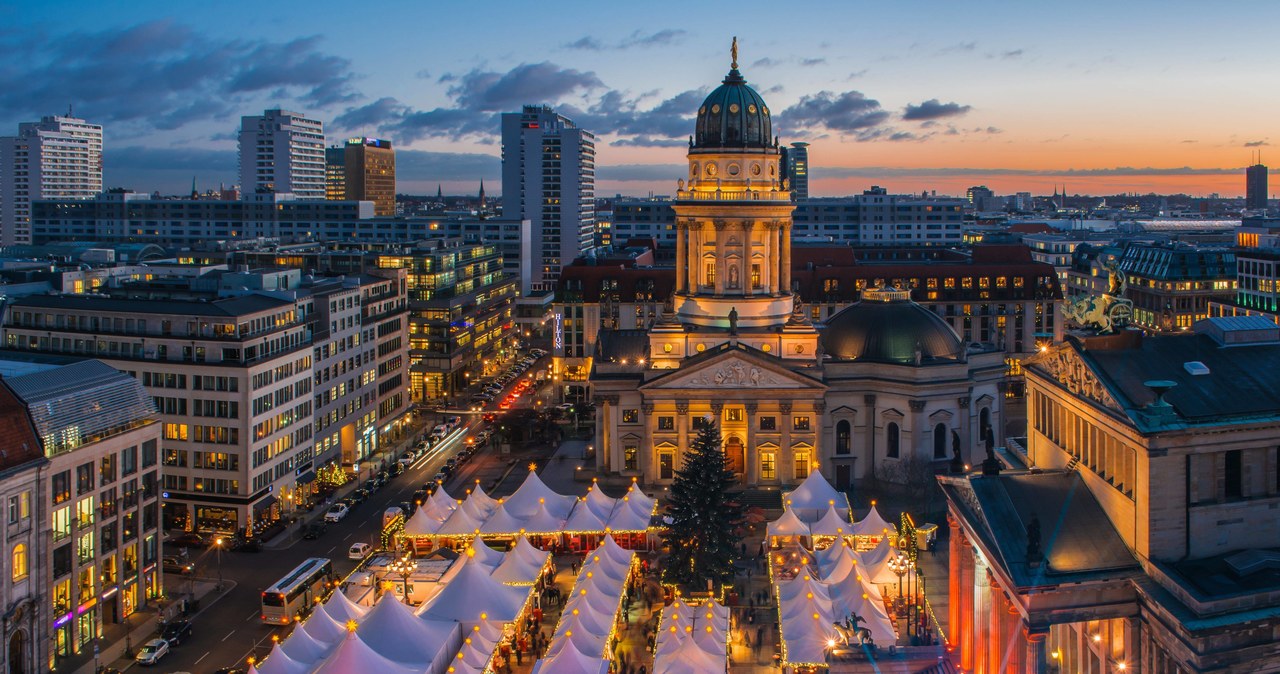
<box><xmin>588</xmin><ymin>41</ymin><xmax>1005</xmax><ymax>492</ymax></box>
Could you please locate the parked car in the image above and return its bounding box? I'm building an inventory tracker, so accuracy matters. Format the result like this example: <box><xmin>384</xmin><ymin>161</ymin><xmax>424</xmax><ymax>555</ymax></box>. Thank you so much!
<box><xmin>165</xmin><ymin>532</ymin><xmax>208</xmax><ymax>549</ymax></box>
<box><xmin>388</xmin><ymin>462</ymin><xmax>405</xmax><ymax>477</ymax></box>
<box><xmin>162</xmin><ymin>555</ymin><xmax>194</xmax><ymax>575</ymax></box>
<box><xmin>161</xmin><ymin>620</ymin><xmax>193</xmax><ymax>647</ymax></box>
<box><xmin>135</xmin><ymin>638</ymin><xmax>170</xmax><ymax>666</ymax></box>
<box><xmin>432</xmin><ymin>470</ymin><xmax>448</xmax><ymax>483</ymax></box>
<box><xmin>324</xmin><ymin>503</ymin><xmax>349</xmax><ymax>523</ymax></box>
<box><xmin>301</xmin><ymin>523</ymin><xmax>327</xmax><ymax>540</ymax></box>
<box><xmin>348</xmin><ymin>542</ymin><xmax>371</xmax><ymax>560</ymax></box>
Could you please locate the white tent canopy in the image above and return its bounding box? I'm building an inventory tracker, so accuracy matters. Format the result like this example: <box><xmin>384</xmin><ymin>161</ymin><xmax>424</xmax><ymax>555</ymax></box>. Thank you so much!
<box><xmin>255</xmin><ymin>643</ymin><xmax>312</xmax><ymax>674</ymax></box>
<box><xmin>492</xmin><ymin>538</ymin><xmax>551</xmax><ymax>585</ymax></box>
<box><xmin>851</xmin><ymin>504</ymin><xmax>896</xmax><ymax>538</ymax></box>
<box><xmin>310</xmin><ymin>629</ymin><xmax>421</xmax><ymax>674</ymax></box>
<box><xmin>298</xmin><ymin>604</ymin><xmax>346</xmax><ymax>646</ymax></box>
<box><xmin>279</xmin><ymin>622</ymin><xmax>332</xmax><ymax>664</ymax></box>
<box><xmin>784</xmin><ymin>470</ymin><xmax>850</xmax><ymax>523</ymax></box>
<box><xmin>503</xmin><ymin>469</ymin><xmax>577</xmax><ymax>519</ymax></box>
<box><xmin>767</xmin><ymin>507</ymin><xmax>811</xmax><ymax>540</ymax></box>
<box><xmin>808</xmin><ymin>503</ymin><xmax>853</xmax><ymax>538</ymax></box>
<box><xmin>417</xmin><ymin>555</ymin><xmax>529</xmax><ymax>624</ymax></box>
<box><xmin>357</xmin><ymin>593</ymin><xmax>461</xmax><ymax>668</ymax></box>
<box><xmin>323</xmin><ymin>589</ymin><xmax>368</xmax><ymax>624</ymax></box>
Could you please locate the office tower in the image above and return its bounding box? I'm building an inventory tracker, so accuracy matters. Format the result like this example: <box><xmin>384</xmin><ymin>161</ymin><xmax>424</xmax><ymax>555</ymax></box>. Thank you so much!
<box><xmin>343</xmin><ymin>137</ymin><xmax>396</xmax><ymax>216</ymax></box>
<box><xmin>966</xmin><ymin>185</ymin><xmax>994</xmax><ymax>205</ymax></box>
<box><xmin>1246</xmin><ymin>162</ymin><xmax>1268</xmax><ymax>210</ymax></box>
<box><xmin>238</xmin><ymin>109</ymin><xmax>325</xmax><ymax>199</ymax></box>
<box><xmin>501</xmin><ymin>105</ymin><xmax>596</xmax><ymax>293</ymax></box>
<box><xmin>0</xmin><ymin>115</ymin><xmax>103</xmax><ymax>246</ymax></box>
<box><xmin>781</xmin><ymin>142</ymin><xmax>810</xmax><ymax>200</ymax></box>
<box><xmin>325</xmin><ymin>145</ymin><xmax>346</xmax><ymax>200</ymax></box>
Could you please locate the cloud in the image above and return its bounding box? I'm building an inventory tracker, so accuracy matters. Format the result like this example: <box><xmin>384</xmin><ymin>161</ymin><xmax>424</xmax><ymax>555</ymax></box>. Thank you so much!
<box><xmin>936</xmin><ymin>41</ymin><xmax>977</xmax><ymax>55</ymax></box>
<box><xmin>751</xmin><ymin>57</ymin><xmax>780</xmax><ymax>68</ymax></box>
<box><xmin>808</xmin><ymin>165</ymin><xmax>1254</xmax><ymax>179</ymax></box>
<box><xmin>1245</xmin><ymin>140</ymin><xmax>1269</xmax><ymax>147</ymax></box>
<box><xmin>447</xmin><ymin>62</ymin><xmax>603</xmax><ymax>111</ymax></box>
<box><xmin>396</xmin><ymin>149</ymin><xmax>501</xmax><ymax>182</ymax></box>
<box><xmin>0</xmin><ymin>20</ymin><xmax>358</xmax><ymax>134</ymax></box>
<box><xmin>903</xmin><ymin>99</ymin><xmax>972</xmax><ymax>121</ymax></box>
<box><xmin>800</xmin><ymin>58</ymin><xmax>826</xmax><ymax>67</ymax></box>
<box><xmin>598</xmin><ymin>164</ymin><xmax>686</xmax><ymax>182</ymax></box>
<box><xmin>781</xmin><ymin>90</ymin><xmax>891</xmax><ymax>134</ymax></box>
<box><xmin>999</xmin><ymin>49</ymin><xmax>1024</xmax><ymax>60</ymax></box>
<box><xmin>564</xmin><ymin>29</ymin><xmax>687</xmax><ymax>51</ymax></box>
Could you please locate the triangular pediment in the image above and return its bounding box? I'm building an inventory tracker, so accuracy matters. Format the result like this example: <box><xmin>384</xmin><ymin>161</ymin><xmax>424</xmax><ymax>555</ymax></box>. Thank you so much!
<box><xmin>641</xmin><ymin>349</ymin><xmax>826</xmax><ymax>391</ymax></box>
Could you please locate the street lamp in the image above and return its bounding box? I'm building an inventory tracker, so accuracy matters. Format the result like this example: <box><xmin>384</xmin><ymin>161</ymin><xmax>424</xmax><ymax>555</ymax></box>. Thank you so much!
<box><xmin>388</xmin><ymin>554</ymin><xmax>415</xmax><ymax>603</ymax></box>
<box><xmin>887</xmin><ymin>553</ymin><xmax>909</xmax><ymax>607</ymax></box>
<box><xmin>214</xmin><ymin>538</ymin><xmax>224</xmax><ymax>592</ymax></box>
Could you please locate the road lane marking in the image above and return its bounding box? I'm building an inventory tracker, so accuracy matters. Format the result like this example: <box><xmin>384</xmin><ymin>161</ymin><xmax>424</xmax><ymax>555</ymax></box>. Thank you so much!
<box><xmin>195</xmin><ymin>651</ymin><xmax>209</xmax><ymax>664</ymax></box>
<box><xmin>222</xmin><ymin>629</ymin><xmax>237</xmax><ymax>642</ymax></box>
<box><xmin>344</xmin><ymin>533</ymin><xmax>354</xmax><ymax>542</ymax></box>
<box><xmin>326</xmin><ymin>545</ymin><xmax>337</xmax><ymax>555</ymax></box>
<box><xmin>245</xmin><ymin>610</ymin><xmax>259</xmax><ymax>622</ymax></box>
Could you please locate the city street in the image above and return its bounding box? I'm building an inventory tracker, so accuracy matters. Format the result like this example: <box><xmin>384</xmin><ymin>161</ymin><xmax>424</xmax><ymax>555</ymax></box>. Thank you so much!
<box><xmin>151</xmin><ymin>360</ymin><xmax>557</xmax><ymax>673</ymax></box>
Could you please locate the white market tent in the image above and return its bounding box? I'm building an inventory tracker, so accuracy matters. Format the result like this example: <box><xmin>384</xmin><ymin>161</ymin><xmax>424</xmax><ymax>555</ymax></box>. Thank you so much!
<box><xmin>606</xmin><ymin>485</ymin><xmax>657</xmax><ymax>532</ymax></box>
<box><xmin>464</xmin><ymin>535</ymin><xmax>507</xmax><ymax>571</ymax></box>
<box><xmin>652</xmin><ymin>598</ymin><xmax>729</xmax><ymax>674</ymax></box>
<box><xmin>777</xmin><ymin>577</ymin><xmax>841</xmax><ymax>669</ymax></box>
<box><xmin>783</xmin><ymin>470</ymin><xmax>851</xmax><ymax>523</ymax></box>
<box><xmin>448</xmin><ymin>620</ymin><xmax>505</xmax><ymax>674</ymax></box>
<box><xmin>766</xmin><ymin>507</ymin><xmax>811</xmax><ymax>542</ymax></box>
<box><xmin>531</xmin><ymin>639</ymin><xmax>611</xmax><ymax>674</ymax></box>
<box><xmin>654</xmin><ymin>635</ymin><xmax>725</xmax><ymax>674</ymax></box>
<box><xmin>491</xmin><ymin>536</ymin><xmax>552</xmax><ymax>585</ymax></box>
<box><xmin>417</xmin><ymin>555</ymin><xmax>531</xmax><ymax>624</ymax></box>
<box><xmin>254</xmin><ymin>643</ymin><xmax>311</xmax><ymax>674</ymax></box>
<box><xmin>279</xmin><ymin>622</ymin><xmax>331</xmax><ymax>664</ymax></box>
<box><xmin>297</xmin><ymin>604</ymin><xmax>345</xmax><ymax>646</ymax></box>
<box><xmin>310</xmin><ymin>629</ymin><xmax>421</xmax><ymax>674</ymax></box>
<box><xmin>851</xmin><ymin>503</ymin><xmax>896</xmax><ymax>539</ymax></box>
<box><xmin>323</xmin><ymin>590</ymin><xmax>368</xmax><ymax>624</ymax></box>
<box><xmin>535</xmin><ymin>538</ymin><xmax>636</xmax><ymax>674</ymax></box>
<box><xmin>357</xmin><ymin>593</ymin><xmax>462</xmax><ymax>669</ymax></box>
<box><xmin>563</xmin><ymin>492</ymin><xmax>613</xmax><ymax>533</ymax></box>
<box><xmin>503</xmin><ymin>469</ymin><xmax>578</xmax><ymax>519</ymax></box>
<box><xmin>859</xmin><ymin>537</ymin><xmax>900</xmax><ymax>584</ymax></box>
<box><xmin>809</xmin><ymin>503</ymin><xmax>853</xmax><ymax>538</ymax></box>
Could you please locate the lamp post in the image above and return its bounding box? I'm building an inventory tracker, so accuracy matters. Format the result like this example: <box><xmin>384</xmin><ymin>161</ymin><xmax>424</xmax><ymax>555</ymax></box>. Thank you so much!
<box><xmin>388</xmin><ymin>554</ymin><xmax>415</xmax><ymax>603</ymax></box>
<box><xmin>214</xmin><ymin>538</ymin><xmax>224</xmax><ymax>593</ymax></box>
<box><xmin>887</xmin><ymin>553</ymin><xmax>909</xmax><ymax>607</ymax></box>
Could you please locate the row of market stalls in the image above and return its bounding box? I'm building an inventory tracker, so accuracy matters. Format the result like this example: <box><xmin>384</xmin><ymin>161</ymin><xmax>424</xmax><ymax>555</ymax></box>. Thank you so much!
<box><xmin>250</xmin><ymin>536</ymin><xmax>554</xmax><ymax>674</ymax></box>
<box><xmin>530</xmin><ymin>535</ymin><xmax>641</xmax><ymax>674</ymax></box>
<box><xmin>763</xmin><ymin>472</ymin><xmax>909</xmax><ymax>671</ymax></box>
<box><xmin>651</xmin><ymin>598</ymin><xmax>729</xmax><ymax>674</ymax></box>
<box><xmin>401</xmin><ymin>471</ymin><xmax>658</xmax><ymax>552</ymax></box>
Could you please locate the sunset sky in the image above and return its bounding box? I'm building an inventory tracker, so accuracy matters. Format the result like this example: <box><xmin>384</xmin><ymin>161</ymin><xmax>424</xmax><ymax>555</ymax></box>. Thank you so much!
<box><xmin>2</xmin><ymin>0</ymin><xmax>1276</xmax><ymax>197</ymax></box>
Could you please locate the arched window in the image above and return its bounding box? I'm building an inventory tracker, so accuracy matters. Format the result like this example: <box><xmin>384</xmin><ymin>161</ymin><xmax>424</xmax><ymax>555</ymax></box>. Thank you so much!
<box><xmin>794</xmin><ymin>450</ymin><xmax>811</xmax><ymax>480</ymax></box>
<box><xmin>886</xmin><ymin>423</ymin><xmax>900</xmax><ymax>458</ymax></box>
<box><xmin>11</xmin><ymin>543</ymin><xmax>27</xmax><ymax>581</ymax></box>
<box><xmin>835</xmin><ymin>420</ymin><xmax>851</xmax><ymax>456</ymax></box>
<box><xmin>934</xmin><ymin>423</ymin><xmax>948</xmax><ymax>459</ymax></box>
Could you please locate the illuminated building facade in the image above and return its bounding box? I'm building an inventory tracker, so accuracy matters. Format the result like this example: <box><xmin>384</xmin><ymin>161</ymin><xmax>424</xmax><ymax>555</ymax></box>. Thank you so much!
<box><xmin>0</xmin><ymin>115</ymin><xmax>103</xmax><ymax>246</ymax></box>
<box><xmin>238</xmin><ymin>109</ymin><xmax>325</xmax><ymax>199</ymax></box>
<box><xmin>584</xmin><ymin>49</ymin><xmax>1004</xmax><ymax>489</ymax></box>
<box><xmin>942</xmin><ymin>321</ymin><xmax>1280</xmax><ymax>673</ymax></box>
<box><xmin>0</xmin><ymin>383</ymin><xmax>48</xmax><ymax>674</ymax></box>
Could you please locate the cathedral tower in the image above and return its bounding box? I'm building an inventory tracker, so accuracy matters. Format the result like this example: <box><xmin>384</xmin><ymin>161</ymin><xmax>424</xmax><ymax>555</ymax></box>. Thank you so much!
<box><xmin>673</xmin><ymin>39</ymin><xmax>796</xmax><ymax>330</ymax></box>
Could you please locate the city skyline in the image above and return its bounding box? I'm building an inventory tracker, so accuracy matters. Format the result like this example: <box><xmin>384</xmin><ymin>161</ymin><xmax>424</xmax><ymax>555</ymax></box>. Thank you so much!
<box><xmin>2</xmin><ymin>0</ymin><xmax>1279</xmax><ymax>197</ymax></box>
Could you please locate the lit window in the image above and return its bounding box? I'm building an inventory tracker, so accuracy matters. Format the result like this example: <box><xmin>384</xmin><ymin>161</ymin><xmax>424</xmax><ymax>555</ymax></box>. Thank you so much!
<box><xmin>11</xmin><ymin>544</ymin><xmax>27</xmax><ymax>581</ymax></box>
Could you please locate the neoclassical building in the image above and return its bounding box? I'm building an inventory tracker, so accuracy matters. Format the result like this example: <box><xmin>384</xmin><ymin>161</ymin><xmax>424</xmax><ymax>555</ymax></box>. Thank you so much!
<box><xmin>586</xmin><ymin>52</ymin><xmax>1006</xmax><ymax>489</ymax></box>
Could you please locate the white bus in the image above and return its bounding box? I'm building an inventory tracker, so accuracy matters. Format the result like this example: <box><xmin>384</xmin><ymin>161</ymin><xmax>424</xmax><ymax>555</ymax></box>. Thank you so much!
<box><xmin>261</xmin><ymin>557</ymin><xmax>334</xmax><ymax>624</ymax></box>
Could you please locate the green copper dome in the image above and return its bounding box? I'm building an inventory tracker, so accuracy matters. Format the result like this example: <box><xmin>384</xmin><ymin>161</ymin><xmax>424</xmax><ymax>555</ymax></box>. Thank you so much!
<box><xmin>693</xmin><ymin>67</ymin><xmax>773</xmax><ymax>151</ymax></box>
<box><xmin>820</xmin><ymin>288</ymin><xmax>966</xmax><ymax>365</ymax></box>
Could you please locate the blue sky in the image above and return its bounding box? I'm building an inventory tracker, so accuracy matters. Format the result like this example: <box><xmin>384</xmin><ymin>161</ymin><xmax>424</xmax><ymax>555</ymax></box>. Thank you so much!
<box><xmin>3</xmin><ymin>0</ymin><xmax>1278</xmax><ymax>196</ymax></box>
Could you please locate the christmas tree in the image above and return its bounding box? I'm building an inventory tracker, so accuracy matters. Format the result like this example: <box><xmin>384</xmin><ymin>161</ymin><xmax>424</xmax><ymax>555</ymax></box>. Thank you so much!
<box><xmin>661</xmin><ymin>420</ymin><xmax>740</xmax><ymax>592</ymax></box>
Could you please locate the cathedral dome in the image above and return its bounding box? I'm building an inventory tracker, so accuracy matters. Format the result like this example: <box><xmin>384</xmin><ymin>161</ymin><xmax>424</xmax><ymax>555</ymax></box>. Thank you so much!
<box><xmin>820</xmin><ymin>287</ymin><xmax>966</xmax><ymax>365</ymax></box>
<box><xmin>693</xmin><ymin>57</ymin><xmax>773</xmax><ymax>151</ymax></box>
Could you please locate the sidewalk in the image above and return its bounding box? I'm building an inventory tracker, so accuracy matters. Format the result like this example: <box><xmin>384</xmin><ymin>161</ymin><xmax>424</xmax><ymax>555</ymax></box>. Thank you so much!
<box><xmin>66</xmin><ymin>578</ymin><xmax>236</xmax><ymax>674</ymax></box>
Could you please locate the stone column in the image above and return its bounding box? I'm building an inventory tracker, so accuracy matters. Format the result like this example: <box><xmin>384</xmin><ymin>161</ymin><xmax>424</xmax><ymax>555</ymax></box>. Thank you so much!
<box><xmin>780</xmin><ymin>222</ymin><xmax>793</xmax><ymax>294</ymax></box>
<box><xmin>688</xmin><ymin>223</ymin><xmax>702</xmax><ymax>290</ymax></box>
<box><xmin>594</xmin><ymin>395</ymin><xmax>610</xmax><ymax>471</ymax></box>
<box><xmin>603</xmin><ymin>394</ymin><xmax>620</xmax><ymax>473</ymax></box>
<box><xmin>959</xmin><ymin>536</ymin><xmax>976</xmax><ymax>671</ymax></box>
<box><xmin>988</xmin><ymin>578</ymin><xmax>1003</xmax><ymax>674</ymax></box>
<box><xmin>766</xmin><ymin>222</ymin><xmax>780</xmax><ymax>295</ymax></box>
<box><xmin>675</xmin><ymin>220</ymin><xmax>687</xmax><ymax>293</ymax></box>
<box><xmin>813</xmin><ymin>400</ymin><xmax>826</xmax><ymax>470</ymax></box>
<box><xmin>1005</xmin><ymin>604</ymin><xmax>1023</xmax><ymax>674</ymax></box>
<box><xmin>640</xmin><ymin>401</ymin><xmax>655</xmax><ymax>477</ymax></box>
<box><xmin>745</xmin><ymin>402</ymin><xmax>759</xmax><ymax>485</ymax></box>
<box><xmin>779</xmin><ymin>401</ymin><xmax>793</xmax><ymax>484</ymax></box>
<box><xmin>909</xmin><ymin>399</ymin><xmax>927</xmax><ymax>461</ymax></box>
<box><xmin>948</xmin><ymin>514</ymin><xmax>962</xmax><ymax>652</ymax></box>
<box><xmin>741</xmin><ymin>220</ymin><xmax>754</xmax><ymax>297</ymax></box>
<box><xmin>713</xmin><ymin>220</ymin><xmax>727</xmax><ymax>295</ymax></box>
<box><xmin>1124</xmin><ymin>616</ymin><xmax>1141</xmax><ymax>674</ymax></box>
<box><xmin>958</xmin><ymin>395</ymin><xmax>973</xmax><ymax>466</ymax></box>
<box><xmin>974</xmin><ymin>557</ymin><xmax>992</xmax><ymax>674</ymax></box>
<box><xmin>863</xmin><ymin>394</ymin><xmax>877</xmax><ymax>480</ymax></box>
<box><xmin>1025</xmin><ymin>626</ymin><xmax>1049</xmax><ymax>674</ymax></box>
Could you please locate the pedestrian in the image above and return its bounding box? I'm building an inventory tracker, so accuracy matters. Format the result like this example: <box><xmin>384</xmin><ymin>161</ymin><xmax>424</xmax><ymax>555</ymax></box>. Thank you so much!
<box><xmin>756</xmin><ymin>626</ymin><xmax>764</xmax><ymax>653</ymax></box>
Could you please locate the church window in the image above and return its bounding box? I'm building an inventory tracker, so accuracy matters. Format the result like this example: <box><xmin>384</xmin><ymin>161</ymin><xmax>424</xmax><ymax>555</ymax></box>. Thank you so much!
<box><xmin>705</xmin><ymin>260</ymin><xmax>717</xmax><ymax>286</ymax></box>
<box><xmin>934</xmin><ymin>423</ymin><xmax>948</xmax><ymax>459</ymax></box>
<box><xmin>658</xmin><ymin>416</ymin><xmax>674</xmax><ymax>431</ymax></box>
<box><xmin>793</xmin><ymin>416</ymin><xmax>810</xmax><ymax>431</ymax></box>
<box><xmin>725</xmin><ymin>408</ymin><xmax>743</xmax><ymax>423</ymax></box>
<box><xmin>886</xmin><ymin>423</ymin><xmax>900</xmax><ymax>459</ymax></box>
<box><xmin>751</xmin><ymin>264</ymin><xmax>762</xmax><ymax>289</ymax></box>
<box><xmin>621</xmin><ymin>409</ymin><xmax>639</xmax><ymax>424</ymax></box>
<box><xmin>624</xmin><ymin>445</ymin><xmax>638</xmax><ymax>471</ymax></box>
<box><xmin>760</xmin><ymin>451</ymin><xmax>776</xmax><ymax>481</ymax></box>
<box><xmin>836</xmin><ymin>421</ymin><xmax>851</xmax><ymax>456</ymax></box>
<box><xmin>794</xmin><ymin>451</ymin><xmax>811</xmax><ymax>480</ymax></box>
<box><xmin>759</xmin><ymin>416</ymin><xmax>776</xmax><ymax>431</ymax></box>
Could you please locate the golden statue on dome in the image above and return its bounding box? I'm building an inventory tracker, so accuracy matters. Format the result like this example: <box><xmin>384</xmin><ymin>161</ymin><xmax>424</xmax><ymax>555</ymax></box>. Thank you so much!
<box><xmin>731</xmin><ymin>36</ymin><xmax>739</xmax><ymax>69</ymax></box>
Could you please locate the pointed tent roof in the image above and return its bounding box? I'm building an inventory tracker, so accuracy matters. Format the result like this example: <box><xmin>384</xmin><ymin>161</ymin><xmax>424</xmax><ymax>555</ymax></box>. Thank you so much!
<box><xmin>851</xmin><ymin>504</ymin><xmax>895</xmax><ymax>538</ymax></box>
<box><xmin>255</xmin><ymin>642</ymin><xmax>312</xmax><ymax>674</ymax></box>
<box><xmin>436</xmin><ymin>500</ymin><xmax>489</xmax><ymax>537</ymax></box>
<box><xmin>423</xmin><ymin>486</ymin><xmax>458</xmax><ymax>519</ymax></box>
<box><xmin>828</xmin><ymin>580</ymin><xmax>896</xmax><ymax>645</ymax></box>
<box><xmin>279</xmin><ymin>622</ymin><xmax>332</xmax><ymax>664</ymax></box>
<box><xmin>465</xmin><ymin>535</ymin><xmax>507</xmax><ymax>571</ymax></box>
<box><xmin>479</xmin><ymin>501</ymin><xmax>530</xmax><ymax>535</ymax></box>
<box><xmin>809</xmin><ymin>503</ymin><xmax>853</xmax><ymax>537</ymax></box>
<box><xmin>459</xmin><ymin>483</ymin><xmax>499</xmax><ymax>519</ymax></box>
<box><xmin>311</xmin><ymin>629</ymin><xmax>420</xmax><ymax>674</ymax></box>
<box><xmin>532</xmin><ymin>639</ymin><xmax>610</xmax><ymax>674</ymax></box>
<box><xmin>323</xmin><ymin>587</ymin><xmax>368</xmax><ymax>624</ymax></box>
<box><xmin>593</xmin><ymin>534</ymin><xmax>635</xmax><ymax>568</ymax></box>
<box><xmin>785</xmin><ymin>469</ymin><xmax>846</xmax><ymax>512</ymax></box>
<box><xmin>299</xmin><ymin>604</ymin><xmax>346</xmax><ymax>645</ymax></box>
<box><xmin>767</xmin><ymin>507</ymin><xmax>811</xmax><ymax>539</ymax></box>
<box><xmin>857</xmin><ymin>537</ymin><xmax>899</xmax><ymax>584</ymax></box>
<box><xmin>491</xmin><ymin>538</ymin><xmax>551</xmax><ymax>585</ymax></box>
<box><xmin>653</xmin><ymin>635</ymin><xmax>724</xmax><ymax>674</ymax></box>
<box><xmin>504</xmin><ymin>469</ymin><xmax>577</xmax><ymax>519</ymax></box>
<box><xmin>565</xmin><ymin>492</ymin><xmax>613</xmax><ymax>533</ymax></box>
<box><xmin>606</xmin><ymin>489</ymin><xmax>656</xmax><ymax>532</ymax></box>
<box><xmin>402</xmin><ymin>503</ymin><xmax>443</xmax><ymax>536</ymax></box>
<box><xmin>417</xmin><ymin>555</ymin><xmax>529</xmax><ymax>624</ymax></box>
<box><xmin>624</xmin><ymin>480</ymin><xmax>656</xmax><ymax>513</ymax></box>
<box><xmin>584</xmin><ymin>483</ymin><xmax>619</xmax><ymax>517</ymax></box>
<box><xmin>553</xmin><ymin>607</ymin><xmax>612</xmax><ymax>657</ymax></box>
<box><xmin>521</xmin><ymin>497</ymin><xmax>570</xmax><ymax>533</ymax></box>
<box><xmin>814</xmin><ymin>540</ymin><xmax>850</xmax><ymax>573</ymax></box>
<box><xmin>357</xmin><ymin>592</ymin><xmax>461</xmax><ymax>667</ymax></box>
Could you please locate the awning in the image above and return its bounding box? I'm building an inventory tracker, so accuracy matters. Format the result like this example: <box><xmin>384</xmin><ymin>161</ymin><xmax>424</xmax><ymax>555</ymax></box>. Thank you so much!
<box><xmin>296</xmin><ymin>470</ymin><xmax>317</xmax><ymax>484</ymax></box>
<box><xmin>253</xmin><ymin>495</ymin><xmax>278</xmax><ymax>513</ymax></box>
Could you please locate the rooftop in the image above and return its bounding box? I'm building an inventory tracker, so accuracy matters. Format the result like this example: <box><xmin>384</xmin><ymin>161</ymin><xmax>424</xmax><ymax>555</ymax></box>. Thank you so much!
<box><xmin>11</xmin><ymin>292</ymin><xmax>294</xmax><ymax>318</ymax></box>
<box><xmin>4</xmin><ymin>359</ymin><xmax>156</xmax><ymax>455</ymax></box>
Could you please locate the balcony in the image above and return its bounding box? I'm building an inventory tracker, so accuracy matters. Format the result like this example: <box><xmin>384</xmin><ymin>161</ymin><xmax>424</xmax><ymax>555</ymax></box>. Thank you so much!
<box><xmin>676</xmin><ymin>187</ymin><xmax>791</xmax><ymax>203</ymax></box>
